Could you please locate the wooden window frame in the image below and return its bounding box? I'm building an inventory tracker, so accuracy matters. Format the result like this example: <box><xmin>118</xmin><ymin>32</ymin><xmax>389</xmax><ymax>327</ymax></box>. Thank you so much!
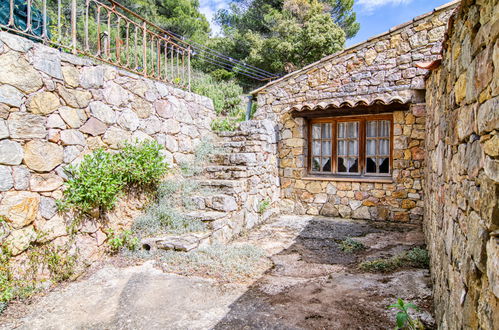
<box><xmin>307</xmin><ymin>114</ymin><xmax>394</xmax><ymax>178</ymax></box>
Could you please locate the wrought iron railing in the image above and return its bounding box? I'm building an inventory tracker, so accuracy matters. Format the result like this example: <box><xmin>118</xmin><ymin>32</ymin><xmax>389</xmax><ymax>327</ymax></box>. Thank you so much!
<box><xmin>0</xmin><ymin>0</ymin><xmax>191</xmax><ymax>89</ymax></box>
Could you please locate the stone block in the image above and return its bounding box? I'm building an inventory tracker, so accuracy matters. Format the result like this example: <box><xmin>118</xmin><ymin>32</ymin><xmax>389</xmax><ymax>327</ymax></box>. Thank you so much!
<box><xmin>0</xmin><ymin>140</ymin><xmax>23</xmax><ymax>165</ymax></box>
<box><xmin>7</xmin><ymin>112</ymin><xmax>46</xmax><ymax>139</ymax></box>
<box><xmin>0</xmin><ymin>52</ymin><xmax>43</xmax><ymax>93</ymax></box>
<box><xmin>0</xmin><ymin>191</ymin><xmax>40</xmax><ymax>229</ymax></box>
<box><xmin>24</xmin><ymin>140</ymin><xmax>63</xmax><ymax>172</ymax></box>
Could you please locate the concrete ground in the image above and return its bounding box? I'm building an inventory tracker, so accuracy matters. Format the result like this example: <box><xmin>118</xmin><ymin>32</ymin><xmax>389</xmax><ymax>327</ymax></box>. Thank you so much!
<box><xmin>0</xmin><ymin>215</ymin><xmax>434</xmax><ymax>329</ymax></box>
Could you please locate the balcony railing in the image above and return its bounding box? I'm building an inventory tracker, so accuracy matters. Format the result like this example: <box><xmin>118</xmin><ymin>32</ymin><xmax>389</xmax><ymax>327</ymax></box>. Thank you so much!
<box><xmin>0</xmin><ymin>0</ymin><xmax>192</xmax><ymax>89</ymax></box>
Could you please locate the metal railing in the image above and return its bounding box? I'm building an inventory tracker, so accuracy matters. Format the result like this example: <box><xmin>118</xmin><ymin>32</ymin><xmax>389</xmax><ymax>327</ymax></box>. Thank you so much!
<box><xmin>0</xmin><ymin>0</ymin><xmax>191</xmax><ymax>89</ymax></box>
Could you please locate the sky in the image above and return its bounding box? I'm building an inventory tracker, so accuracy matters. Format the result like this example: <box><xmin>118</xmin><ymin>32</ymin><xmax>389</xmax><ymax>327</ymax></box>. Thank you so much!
<box><xmin>199</xmin><ymin>0</ymin><xmax>453</xmax><ymax>44</ymax></box>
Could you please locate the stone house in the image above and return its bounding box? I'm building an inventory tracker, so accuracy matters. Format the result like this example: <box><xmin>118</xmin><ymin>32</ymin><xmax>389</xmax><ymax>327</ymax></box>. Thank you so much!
<box><xmin>251</xmin><ymin>1</ymin><xmax>459</xmax><ymax>222</ymax></box>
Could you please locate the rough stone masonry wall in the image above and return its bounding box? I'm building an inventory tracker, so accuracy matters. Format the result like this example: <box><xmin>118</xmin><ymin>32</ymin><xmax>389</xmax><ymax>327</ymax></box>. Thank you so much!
<box><xmin>253</xmin><ymin>2</ymin><xmax>457</xmax><ymax>222</ymax></box>
<box><xmin>424</xmin><ymin>0</ymin><xmax>498</xmax><ymax>328</ymax></box>
<box><xmin>0</xmin><ymin>31</ymin><xmax>215</xmax><ymax>271</ymax></box>
<box><xmin>278</xmin><ymin>104</ymin><xmax>426</xmax><ymax>222</ymax></box>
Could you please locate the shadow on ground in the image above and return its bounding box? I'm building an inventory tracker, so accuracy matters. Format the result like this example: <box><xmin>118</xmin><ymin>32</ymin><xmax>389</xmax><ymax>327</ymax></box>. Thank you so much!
<box><xmin>214</xmin><ymin>217</ymin><xmax>433</xmax><ymax>330</ymax></box>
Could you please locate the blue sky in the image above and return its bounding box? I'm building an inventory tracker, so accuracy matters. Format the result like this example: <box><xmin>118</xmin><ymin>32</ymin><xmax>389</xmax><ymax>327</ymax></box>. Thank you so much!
<box><xmin>200</xmin><ymin>0</ymin><xmax>452</xmax><ymax>44</ymax></box>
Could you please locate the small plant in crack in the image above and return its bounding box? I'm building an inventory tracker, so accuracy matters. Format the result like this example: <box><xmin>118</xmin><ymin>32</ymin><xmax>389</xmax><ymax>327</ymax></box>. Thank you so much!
<box><xmin>388</xmin><ymin>298</ymin><xmax>425</xmax><ymax>330</ymax></box>
<box><xmin>359</xmin><ymin>247</ymin><xmax>430</xmax><ymax>273</ymax></box>
<box><xmin>257</xmin><ymin>199</ymin><xmax>271</xmax><ymax>214</ymax></box>
<box><xmin>339</xmin><ymin>237</ymin><xmax>365</xmax><ymax>253</ymax></box>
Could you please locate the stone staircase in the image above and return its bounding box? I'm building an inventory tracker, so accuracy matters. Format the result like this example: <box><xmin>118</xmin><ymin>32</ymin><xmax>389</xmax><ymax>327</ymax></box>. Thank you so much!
<box><xmin>141</xmin><ymin>120</ymin><xmax>280</xmax><ymax>252</ymax></box>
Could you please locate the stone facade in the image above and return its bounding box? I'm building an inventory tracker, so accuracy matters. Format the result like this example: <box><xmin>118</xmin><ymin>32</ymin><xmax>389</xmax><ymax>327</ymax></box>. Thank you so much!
<box><xmin>0</xmin><ymin>31</ymin><xmax>215</xmax><ymax>268</ymax></box>
<box><xmin>252</xmin><ymin>2</ymin><xmax>458</xmax><ymax>222</ymax></box>
<box><xmin>424</xmin><ymin>0</ymin><xmax>498</xmax><ymax>328</ymax></box>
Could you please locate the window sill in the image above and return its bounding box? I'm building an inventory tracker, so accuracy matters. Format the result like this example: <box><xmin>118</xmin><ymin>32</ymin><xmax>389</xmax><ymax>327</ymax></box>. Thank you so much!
<box><xmin>302</xmin><ymin>176</ymin><xmax>394</xmax><ymax>183</ymax></box>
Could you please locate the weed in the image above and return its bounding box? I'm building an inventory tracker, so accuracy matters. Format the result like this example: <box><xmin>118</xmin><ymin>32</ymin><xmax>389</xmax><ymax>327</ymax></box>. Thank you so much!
<box><xmin>211</xmin><ymin>117</ymin><xmax>238</xmax><ymax>132</ymax></box>
<box><xmin>339</xmin><ymin>237</ymin><xmax>365</xmax><ymax>253</ymax></box>
<box><xmin>105</xmin><ymin>229</ymin><xmax>140</xmax><ymax>254</ymax></box>
<box><xmin>359</xmin><ymin>247</ymin><xmax>430</xmax><ymax>273</ymax></box>
<box><xmin>158</xmin><ymin>244</ymin><xmax>270</xmax><ymax>282</ymax></box>
<box><xmin>59</xmin><ymin>140</ymin><xmax>168</xmax><ymax>215</ymax></box>
<box><xmin>388</xmin><ymin>298</ymin><xmax>425</xmax><ymax>330</ymax></box>
<box><xmin>180</xmin><ymin>139</ymin><xmax>219</xmax><ymax>176</ymax></box>
<box><xmin>257</xmin><ymin>199</ymin><xmax>271</xmax><ymax>214</ymax></box>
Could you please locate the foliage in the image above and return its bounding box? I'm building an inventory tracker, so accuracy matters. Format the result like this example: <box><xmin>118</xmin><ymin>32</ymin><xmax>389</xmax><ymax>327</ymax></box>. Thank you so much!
<box><xmin>59</xmin><ymin>140</ymin><xmax>168</xmax><ymax>214</ymax></box>
<box><xmin>257</xmin><ymin>199</ymin><xmax>271</xmax><ymax>214</ymax></box>
<box><xmin>105</xmin><ymin>229</ymin><xmax>140</xmax><ymax>254</ymax></box>
<box><xmin>388</xmin><ymin>298</ymin><xmax>425</xmax><ymax>330</ymax></box>
<box><xmin>211</xmin><ymin>117</ymin><xmax>239</xmax><ymax>132</ymax></box>
<box><xmin>359</xmin><ymin>247</ymin><xmax>430</xmax><ymax>273</ymax></box>
<box><xmin>159</xmin><ymin>244</ymin><xmax>269</xmax><ymax>282</ymax></box>
<box><xmin>339</xmin><ymin>237</ymin><xmax>365</xmax><ymax>253</ymax></box>
<box><xmin>27</xmin><ymin>244</ymin><xmax>77</xmax><ymax>283</ymax></box>
<box><xmin>181</xmin><ymin>138</ymin><xmax>220</xmax><ymax>176</ymax></box>
<box><xmin>191</xmin><ymin>70</ymin><xmax>244</xmax><ymax>115</ymax></box>
<box><xmin>212</xmin><ymin>0</ymin><xmax>358</xmax><ymax>75</ymax></box>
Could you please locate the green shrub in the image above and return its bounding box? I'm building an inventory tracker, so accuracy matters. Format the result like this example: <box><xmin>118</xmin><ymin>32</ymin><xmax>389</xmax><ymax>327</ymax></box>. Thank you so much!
<box><xmin>211</xmin><ymin>117</ymin><xmax>238</xmax><ymax>132</ymax></box>
<box><xmin>59</xmin><ymin>140</ymin><xmax>168</xmax><ymax>214</ymax></box>
<box><xmin>191</xmin><ymin>71</ymin><xmax>243</xmax><ymax>115</ymax></box>
<box><xmin>339</xmin><ymin>237</ymin><xmax>365</xmax><ymax>253</ymax></box>
<box><xmin>405</xmin><ymin>247</ymin><xmax>430</xmax><ymax>268</ymax></box>
<box><xmin>106</xmin><ymin>229</ymin><xmax>140</xmax><ymax>254</ymax></box>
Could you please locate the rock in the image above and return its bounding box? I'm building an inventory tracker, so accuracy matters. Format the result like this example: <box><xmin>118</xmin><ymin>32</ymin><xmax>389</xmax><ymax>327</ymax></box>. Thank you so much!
<box><xmin>131</xmin><ymin>98</ymin><xmax>153</xmax><ymax>119</ymax></box>
<box><xmin>352</xmin><ymin>206</ymin><xmax>371</xmax><ymax>219</ymax></box>
<box><xmin>477</xmin><ymin>97</ymin><xmax>499</xmax><ymax>134</ymax></box>
<box><xmin>483</xmin><ymin>135</ymin><xmax>499</xmax><ymax>157</ymax></box>
<box><xmin>48</xmin><ymin>129</ymin><xmax>61</xmax><ymax>143</ymax></box>
<box><xmin>142</xmin><ymin>116</ymin><xmax>162</xmax><ymax>135</ymax></box>
<box><xmin>131</xmin><ymin>131</ymin><xmax>154</xmax><ymax>143</ymax></box>
<box><xmin>206</xmin><ymin>195</ymin><xmax>238</xmax><ymax>212</ymax></box>
<box><xmin>0</xmin><ymin>191</ymin><xmax>40</xmax><ymax>229</ymax></box>
<box><xmin>103</xmin><ymin>81</ymin><xmax>128</xmax><ymax>106</ymax></box>
<box><xmin>12</xmin><ymin>166</ymin><xmax>30</xmax><ymax>190</ymax></box>
<box><xmin>337</xmin><ymin>205</ymin><xmax>352</xmax><ymax>218</ymax></box>
<box><xmin>30</xmin><ymin>173</ymin><xmax>64</xmax><ymax>192</ymax></box>
<box><xmin>58</xmin><ymin>86</ymin><xmax>92</xmax><ymax>108</ymax></box>
<box><xmin>155</xmin><ymin>100</ymin><xmax>174</xmax><ymax>118</ymax></box>
<box><xmin>0</xmin><ymin>140</ymin><xmax>23</xmax><ymax>165</ymax></box>
<box><xmin>5</xmin><ymin>225</ymin><xmax>37</xmax><ymax>256</ymax></box>
<box><xmin>62</xmin><ymin>66</ymin><xmax>80</xmax><ymax>87</ymax></box>
<box><xmin>80</xmin><ymin>117</ymin><xmax>107</xmax><ymax>136</ymax></box>
<box><xmin>164</xmin><ymin>135</ymin><xmax>178</xmax><ymax>152</ymax></box>
<box><xmin>487</xmin><ymin>237</ymin><xmax>499</xmax><ymax>298</ymax></box>
<box><xmin>80</xmin><ymin>66</ymin><xmax>104</xmax><ymax>89</ymax></box>
<box><xmin>364</xmin><ymin>48</ymin><xmax>377</xmax><ymax>65</ymax></box>
<box><xmin>46</xmin><ymin>113</ymin><xmax>67</xmax><ymax>129</ymax></box>
<box><xmin>87</xmin><ymin>136</ymin><xmax>106</xmax><ymax>150</ymax></box>
<box><xmin>35</xmin><ymin>215</ymin><xmax>67</xmax><ymax>242</ymax></box>
<box><xmin>0</xmin><ymin>85</ymin><xmax>24</xmax><ymax>107</ymax></box>
<box><xmin>33</xmin><ymin>46</ymin><xmax>63</xmax><ymax>79</ymax></box>
<box><xmin>0</xmin><ymin>165</ymin><xmax>13</xmax><ymax>191</ymax></box>
<box><xmin>24</xmin><ymin>140</ymin><xmax>64</xmax><ymax>172</ymax></box>
<box><xmin>60</xmin><ymin>129</ymin><xmax>86</xmax><ymax>146</ymax></box>
<box><xmin>39</xmin><ymin>197</ymin><xmax>58</xmax><ymax>219</ymax></box>
<box><xmin>0</xmin><ymin>31</ymin><xmax>33</xmax><ymax>52</ymax></box>
<box><xmin>320</xmin><ymin>203</ymin><xmax>339</xmax><ymax>217</ymax></box>
<box><xmin>0</xmin><ymin>52</ymin><xmax>43</xmax><ymax>93</ymax></box>
<box><xmin>8</xmin><ymin>112</ymin><xmax>46</xmax><ymax>139</ymax></box>
<box><xmin>117</xmin><ymin>110</ymin><xmax>140</xmax><ymax>131</ymax></box>
<box><xmin>162</xmin><ymin>119</ymin><xmax>180</xmax><ymax>134</ymax></box>
<box><xmin>59</xmin><ymin>107</ymin><xmax>87</xmax><ymax>128</ymax></box>
<box><xmin>64</xmin><ymin>146</ymin><xmax>82</xmax><ymax>163</ymax></box>
<box><xmin>89</xmin><ymin>101</ymin><xmax>116</xmax><ymax>124</ymax></box>
<box><xmin>103</xmin><ymin>126</ymin><xmax>131</xmax><ymax>149</ymax></box>
<box><xmin>27</xmin><ymin>92</ymin><xmax>60</xmax><ymax>115</ymax></box>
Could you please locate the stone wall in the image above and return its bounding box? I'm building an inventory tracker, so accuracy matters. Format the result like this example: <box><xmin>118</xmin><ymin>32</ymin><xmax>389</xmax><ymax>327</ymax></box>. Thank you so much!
<box><xmin>424</xmin><ymin>0</ymin><xmax>498</xmax><ymax>328</ymax></box>
<box><xmin>0</xmin><ymin>31</ymin><xmax>215</xmax><ymax>269</ymax></box>
<box><xmin>277</xmin><ymin>104</ymin><xmax>426</xmax><ymax>222</ymax></box>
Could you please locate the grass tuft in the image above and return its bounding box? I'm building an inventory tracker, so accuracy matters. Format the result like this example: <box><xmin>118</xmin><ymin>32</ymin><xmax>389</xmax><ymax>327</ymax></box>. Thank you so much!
<box><xmin>359</xmin><ymin>247</ymin><xmax>430</xmax><ymax>273</ymax></box>
<box><xmin>339</xmin><ymin>237</ymin><xmax>366</xmax><ymax>253</ymax></box>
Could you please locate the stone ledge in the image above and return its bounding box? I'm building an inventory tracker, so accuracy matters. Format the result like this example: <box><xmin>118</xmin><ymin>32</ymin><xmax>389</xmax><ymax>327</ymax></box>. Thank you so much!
<box><xmin>301</xmin><ymin>176</ymin><xmax>394</xmax><ymax>184</ymax></box>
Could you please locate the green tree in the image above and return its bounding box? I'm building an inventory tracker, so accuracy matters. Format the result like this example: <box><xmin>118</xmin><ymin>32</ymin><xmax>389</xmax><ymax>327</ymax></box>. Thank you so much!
<box><xmin>213</xmin><ymin>0</ymin><xmax>353</xmax><ymax>74</ymax></box>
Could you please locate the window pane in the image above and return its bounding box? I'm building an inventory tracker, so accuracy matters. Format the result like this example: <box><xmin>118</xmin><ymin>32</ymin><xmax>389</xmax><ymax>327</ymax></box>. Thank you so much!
<box><xmin>321</xmin><ymin>123</ymin><xmax>331</xmax><ymax>139</ymax></box>
<box><xmin>380</xmin><ymin>121</ymin><xmax>390</xmax><ymax>137</ymax></box>
<box><xmin>338</xmin><ymin>123</ymin><xmax>346</xmax><ymax>138</ymax></box>
<box><xmin>366</xmin><ymin>158</ymin><xmax>376</xmax><ymax>173</ymax></box>
<box><xmin>312</xmin><ymin>141</ymin><xmax>321</xmax><ymax>156</ymax></box>
<box><xmin>367</xmin><ymin>139</ymin><xmax>376</xmax><ymax>156</ymax></box>
<box><xmin>349</xmin><ymin>158</ymin><xmax>359</xmax><ymax>173</ymax></box>
<box><xmin>379</xmin><ymin>139</ymin><xmax>389</xmax><ymax>155</ymax></box>
<box><xmin>322</xmin><ymin>141</ymin><xmax>331</xmax><ymax>156</ymax></box>
<box><xmin>338</xmin><ymin>140</ymin><xmax>347</xmax><ymax>156</ymax></box>
<box><xmin>379</xmin><ymin>158</ymin><xmax>390</xmax><ymax>173</ymax></box>
<box><xmin>338</xmin><ymin>157</ymin><xmax>347</xmax><ymax>172</ymax></box>
<box><xmin>312</xmin><ymin>157</ymin><xmax>320</xmax><ymax>171</ymax></box>
<box><xmin>322</xmin><ymin>158</ymin><xmax>331</xmax><ymax>172</ymax></box>
<box><xmin>348</xmin><ymin>122</ymin><xmax>359</xmax><ymax>138</ymax></box>
<box><xmin>349</xmin><ymin>140</ymin><xmax>358</xmax><ymax>156</ymax></box>
<box><xmin>312</xmin><ymin>124</ymin><xmax>321</xmax><ymax>139</ymax></box>
<box><xmin>367</xmin><ymin>121</ymin><xmax>377</xmax><ymax>137</ymax></box>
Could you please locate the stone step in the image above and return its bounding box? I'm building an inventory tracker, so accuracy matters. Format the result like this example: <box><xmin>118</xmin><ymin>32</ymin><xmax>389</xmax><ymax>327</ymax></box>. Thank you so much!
<box><xmin>185</xmin><ymin>193</ymin><xmax>239</xmax><ymax>212</ymax></box>
<box><xmin>204</xmin><ymin>165</ymin><xmax>250</xmax><ymax>179</ymax></box>
<box><xmin>184</xmin><ymin>210</ymin><xmax>227</xmax><ymax>222</ymax></box>
<box><xmin>141</xmin><ymin>232</ymin><xmax>210</xmax><ymax>252</ymax></box>
<box><xmin>211</xmin><ymin>152</ymin><xmax>258</xmax><ymax>166</ymax></box>
<box><xmin>193</xmin><ymin>179</ymin><xmax>246</xmax><ymax>194</ymax></box>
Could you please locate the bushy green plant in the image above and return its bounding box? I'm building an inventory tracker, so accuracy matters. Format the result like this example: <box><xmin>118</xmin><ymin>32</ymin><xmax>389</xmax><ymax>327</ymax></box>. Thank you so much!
<box><xmin>405</xmin><ymin>247</ymin><xmax>430</xmax><ymax>268</ymax></box>
<box><xmin>106</xmin><ymin>229</ymin><xmax>140</xmax><ymax>254</ymax></box>
<box><xmin>388</xmin><ymin>298</ymin><xmax>424</xmax><ymax>330</ymax></box>
<box><xmin>59</xmin><ymin>140</ymin><xmax>168</xmax><ymax>214</ymax></box>
<box><xmin>211</xmin><ymin>117</ymin><xmax>238</xmax><ymax>132</ymax></box>
<box><xmin>191</xmin><ymin>71</ymin><xmax>243</xmax><ymax>115</ymax></box>
<box><xmin>180</xmin><ymin>139</ymin><xmax>219</xmax><ymax>176</ymax></box>
<box><xmin>339</xmin><ymin>237</ymin><xmax>365</xmax><ymax>253</ymax></box>
<box><xmin>359</xmin><ymin>247</ymin><xmax>430</xmax><ymax>273</ymax></box>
